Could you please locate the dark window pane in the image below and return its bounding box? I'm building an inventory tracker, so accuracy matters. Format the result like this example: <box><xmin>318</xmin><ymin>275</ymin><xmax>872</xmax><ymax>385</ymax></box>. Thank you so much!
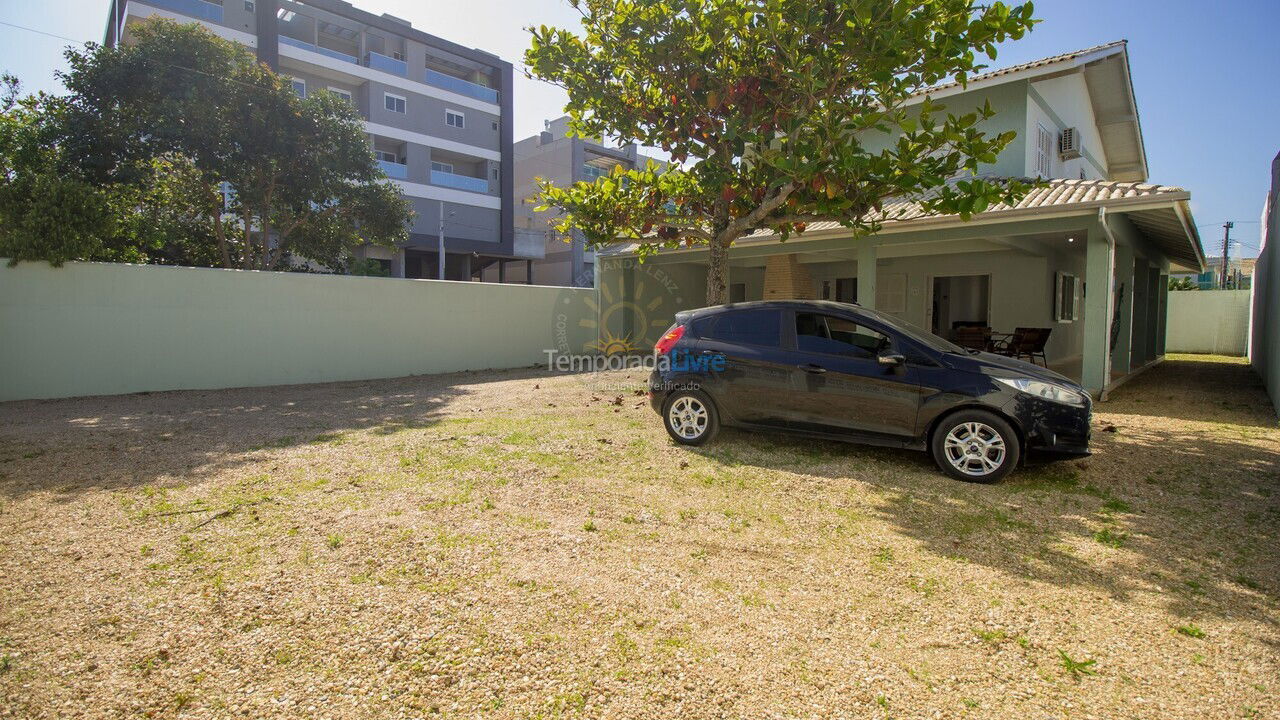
<box><xmin>795</xmin><ymin>313</ymin><xmax>888</xmax><ymax>358</ymax></box>
<box><xmin>707</xmin><ymin>310</ymin><xmax>780</xmax><ymax>347</ymax></box>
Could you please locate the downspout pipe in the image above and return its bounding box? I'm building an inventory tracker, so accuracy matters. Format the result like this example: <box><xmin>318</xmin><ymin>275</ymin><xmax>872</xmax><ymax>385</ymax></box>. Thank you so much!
<box><xmin>1098</xmin><ymin>207</ymin><xmax>1118</xmax><ymax>401</ymax></box>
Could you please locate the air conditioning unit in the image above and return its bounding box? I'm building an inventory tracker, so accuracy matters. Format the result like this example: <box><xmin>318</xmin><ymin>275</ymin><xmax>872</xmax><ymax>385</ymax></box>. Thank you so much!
<box><xmin>1059</xmin><ymin>127</ymin><xmax>1082</xmax><ymax>160</ymax></box>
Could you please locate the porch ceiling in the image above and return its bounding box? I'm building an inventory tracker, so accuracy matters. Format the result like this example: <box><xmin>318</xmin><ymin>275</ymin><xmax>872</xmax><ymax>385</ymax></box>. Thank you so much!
<box><xmin>1124</xmin><ymin>206</ymin><xmax>1205</xmax><ymax>273</ymax></box>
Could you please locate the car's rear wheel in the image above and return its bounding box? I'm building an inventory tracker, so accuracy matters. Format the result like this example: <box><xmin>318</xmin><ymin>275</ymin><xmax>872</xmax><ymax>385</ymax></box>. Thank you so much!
<box><xmin>931</xmin><ymin>410</ymin><xmax>1020</xmax><ymax>483</ymax></box>
<box><xmin>662</xmin><ymin>390</ymin><xmax>719</xmax><ymax>446</ymax></box>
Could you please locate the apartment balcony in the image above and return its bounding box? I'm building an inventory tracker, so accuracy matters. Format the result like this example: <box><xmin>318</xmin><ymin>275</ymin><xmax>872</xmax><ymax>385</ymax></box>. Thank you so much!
<box><xmin>377</xmin><ymin>159</ymin><xmax>408</xmax><ymax>179</ymax></box>
<box><xmin>366</xmin><ymin>51</ymin><xmax>407</xmax><ymax>77</ymax></box>
<box><xmin>278</xmin><ymin>35</ymin><xmax>358</xmax><ymax>64</ymax></box>
<box><xmin>423</xmin><ymin>69</ymin><xmax>498</xmax><ymax>104</ymax></box>
<box><xmin>431</xmin><ymin>169</ymin><xmax>489</xmax><ymax>194</ymax></box>
<box><xmin>144</xmin><ymin>0</ymin><xmax>223</xmax><ymax>22</ymax></box>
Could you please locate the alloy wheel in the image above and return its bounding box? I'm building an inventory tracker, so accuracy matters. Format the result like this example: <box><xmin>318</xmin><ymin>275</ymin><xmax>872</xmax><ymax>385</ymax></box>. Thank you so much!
<box><xmin>943</xmin><ymin>421</ymin><xmax>1007</xmax><ymax>477</ymax></box>
<box><xmin>667</xmin><ymin>396</ymin><xmax>708</xmax><ymax>441</ymax></box>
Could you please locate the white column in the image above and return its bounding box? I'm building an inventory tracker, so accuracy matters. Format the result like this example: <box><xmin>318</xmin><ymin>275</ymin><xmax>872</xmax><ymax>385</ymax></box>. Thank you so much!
<box><xmin>857</xmin><ymin>242</ymin><xmax>877</xmax><ymax>309</ymax></box>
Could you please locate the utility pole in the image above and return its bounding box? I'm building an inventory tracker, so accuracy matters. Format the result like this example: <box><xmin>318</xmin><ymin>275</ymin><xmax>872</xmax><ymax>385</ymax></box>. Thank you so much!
<box><xmin>437</xmin><ymin>202</ymin><xmax>448</xmax><ymax>283</ymax></box>
<box><xmin>1220</xmin><ymin>221</ymin><xmax>1233</xmax><ymax>290</ymax></box>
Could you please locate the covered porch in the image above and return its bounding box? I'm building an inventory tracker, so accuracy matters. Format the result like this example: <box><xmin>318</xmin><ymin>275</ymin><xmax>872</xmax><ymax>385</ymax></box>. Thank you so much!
<box><xmin>596</xmin><ymin>179</ymin><xmax>1204</xmax><ymax>398</ymax></box>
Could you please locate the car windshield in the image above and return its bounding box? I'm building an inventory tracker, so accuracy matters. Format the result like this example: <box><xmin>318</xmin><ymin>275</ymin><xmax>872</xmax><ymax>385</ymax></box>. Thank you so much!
<box><xmin>854</xmin><ymin>306</ymin><xmax>969</xmax><ymax>354</ymax></box>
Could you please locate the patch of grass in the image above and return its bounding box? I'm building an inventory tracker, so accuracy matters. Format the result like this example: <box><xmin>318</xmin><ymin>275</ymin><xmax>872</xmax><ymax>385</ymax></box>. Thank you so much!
<box><xmin>871</xmin><ymin>546</ymin><xmax>894</xmax><ymax>566</ymax></box>
<box><xmin>944</xmin><ymin>507</ymin><xmax>1025</xmax><ymax>537</ymax></box>
<box><xmin>1176</xmin><ymin>624</ymin><xmax>1206</xmax><ymax>639</ymax></box>
<box><xmin>1101</xmin><ymin>497</ymin><xmax>1131</xmax><ymax>513</ymax></box>
<box><xmin>907</xmin><ymin>577</ymin><xmax>940</xmax><ymax>598</ymax></box>
<box><xmin>1058</xmin><ymin>649</ymin><xmax>1098</xmax><ymax>679</ymax></box>
<box><xmin>326</xmin><ymin>534</ymin><xmax>343</xmax><ymax>549</ymax></box>
<box><xmin>1092</xmin><ymin>528</ymin><xmax>1126</xmax><ymax>548</ymax></box>
<box><xmin>0</xmin><ymin>654</ymin><xmax>13</xmax><ymax>674</ymax></box>
<box><xmin>582</xmin><ymin>520</ymin><xmax>597</xmax><ymax>532</ymax></box>
<box><xmin>961</xmin><ymin>698</ymin><xmax>979</xmax><ymax>709</ymax></box>
<box><xmin>875</xmin><ymin>694</ymin><xmax>888</xmax><ymax>708</ymax></box>
<box><xmin>974</xmin><ymin>628</ymin><xmax>1006</xmax><ymax>645</ymax></box>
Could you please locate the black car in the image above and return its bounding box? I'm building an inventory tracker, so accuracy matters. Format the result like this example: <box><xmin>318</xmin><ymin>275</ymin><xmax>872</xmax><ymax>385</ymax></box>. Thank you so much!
<box><xmin>647</xmin><ymin>300</ymin><xmax>1091</xmax><ymax>482</ymax></box>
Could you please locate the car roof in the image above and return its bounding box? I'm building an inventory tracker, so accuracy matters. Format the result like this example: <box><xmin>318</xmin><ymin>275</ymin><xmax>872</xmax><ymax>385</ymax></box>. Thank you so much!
<box><xmin>676</xmin><ymin>299</ymin><xmax>863</xmax><ymax>322</ymax></box>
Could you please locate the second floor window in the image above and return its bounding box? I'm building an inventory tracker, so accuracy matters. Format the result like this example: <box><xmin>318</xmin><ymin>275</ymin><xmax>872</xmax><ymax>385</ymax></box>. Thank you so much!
<box><xmin>327</xmin><ymin>87</ymin><xmax>353</xmax><ymax>103</ymax></box>
<box><xmin>431</xmin><ymin>161</ymin><xmax>454</xmax><ymax>174</ymax></box>
<box><xmin>1035</xmin><ymin>124</ymin><xmax>1052</xmax><ymax>177</ymax></box>
<box><xmin>445</xmin><ymin>109</ymin><xmax>465</xmax><ymax>129</ymax></box>
<box><xmin>290</xmin><ymin>78</ymin><xmax>305</xmax><ymax>98</ymax></box>
<box><xmin>384</xmin><ymin>93</ymin><xmax>406</xmax><ymax>114</ymax></box>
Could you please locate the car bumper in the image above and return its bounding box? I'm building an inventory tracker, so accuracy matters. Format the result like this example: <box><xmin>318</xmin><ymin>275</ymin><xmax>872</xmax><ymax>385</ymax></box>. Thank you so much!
<box><xmin>1002</xmin><ymin>395</ymin><xmax>1092</xmax><ymax>457</ymax></box>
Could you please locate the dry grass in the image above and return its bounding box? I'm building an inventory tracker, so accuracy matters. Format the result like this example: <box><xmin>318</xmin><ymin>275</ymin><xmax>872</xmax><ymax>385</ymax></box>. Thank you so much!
<box><xmin>0</xmin><ymin>355</ymin><xmax>1276</xmax><ymax>719</ymax></box>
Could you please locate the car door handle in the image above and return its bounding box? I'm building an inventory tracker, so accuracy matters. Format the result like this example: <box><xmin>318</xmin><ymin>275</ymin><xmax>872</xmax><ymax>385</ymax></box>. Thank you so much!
<box><xmin>801</xmin><ymin>364</ymin><xmax>826</xmax><ymax>374</ymax></box>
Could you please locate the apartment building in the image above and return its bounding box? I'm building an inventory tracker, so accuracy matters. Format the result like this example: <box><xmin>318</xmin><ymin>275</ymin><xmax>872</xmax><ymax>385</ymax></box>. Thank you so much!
<box><xmin>480</xmin><ymin>117</ymin><xmax>666</xmax><ymax>287</ymax></box>
<box><xmin>104</xmin><ymin>0</ymin><xmax>540</xmax><ymax>280</ymax></box>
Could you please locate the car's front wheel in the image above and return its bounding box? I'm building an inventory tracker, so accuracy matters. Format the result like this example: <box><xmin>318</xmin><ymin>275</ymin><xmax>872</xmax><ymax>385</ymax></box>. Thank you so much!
<box><xmin>931</xmin><ymin>410</ymin><xmax>1021</xmax><ymax>482</ymax></box>
<box><xmin>662</xmin><ymin>390</ymin><xmax>720</xmax><ymax>446</ymax></box>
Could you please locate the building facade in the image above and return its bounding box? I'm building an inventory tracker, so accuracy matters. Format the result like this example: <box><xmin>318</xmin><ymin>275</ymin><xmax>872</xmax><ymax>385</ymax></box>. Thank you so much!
<box><xmin>479</xmin><ymin>117</ymin><xmax>665</xmax><ymax>287</ymax></box>
<box><xmin>104</xmin><ymin>0</ymin><xmax>536</xmax><ymax>280</ymax></box>
<box><xmin>596</xmin><ymin>42</ymin><xmax>1205</xmax><ymax>398</ymax></box>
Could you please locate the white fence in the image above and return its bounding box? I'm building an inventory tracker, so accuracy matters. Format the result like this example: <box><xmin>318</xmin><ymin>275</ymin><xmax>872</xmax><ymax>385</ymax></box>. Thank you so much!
<box><xmin>0</xmin><ymin>261</ymin><xmax>596</xmax><ymax>402</ymax></box>
<box><xmin>1165</xmin><ymin>289</ymin><xmax>1252</xmax><ymax>355</ymax></box>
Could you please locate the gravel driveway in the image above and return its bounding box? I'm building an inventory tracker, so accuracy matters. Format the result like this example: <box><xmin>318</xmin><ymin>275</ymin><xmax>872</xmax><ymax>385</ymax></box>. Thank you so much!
<box><xmin>0</xmin><ymin>354</ymin><xmax>1276</xmax><ymax>719</ymax></box>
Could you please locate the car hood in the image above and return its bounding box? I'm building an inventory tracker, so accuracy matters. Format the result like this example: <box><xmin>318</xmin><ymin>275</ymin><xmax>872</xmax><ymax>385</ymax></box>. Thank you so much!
<box><xmin>943</xmin><ymin>350</ymin><xmax>1083</xmax><ymax>389</ymax></box>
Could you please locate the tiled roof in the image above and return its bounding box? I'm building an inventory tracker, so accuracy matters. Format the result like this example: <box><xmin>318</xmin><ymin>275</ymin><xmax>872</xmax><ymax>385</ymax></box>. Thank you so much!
<box><xmin>599</xmin><ymin>177</ymin><xmax>1194</xmax><ymax>256</ymax></box>
<box><xmin>730</xmin><ymin>176</ymin><xmax>1188</xmax><ymax>239</ymax></box>
<box><xmin>911</xmin><ymin>40</ymin><xmax>1128</xmax><ymax>97</ymax></box>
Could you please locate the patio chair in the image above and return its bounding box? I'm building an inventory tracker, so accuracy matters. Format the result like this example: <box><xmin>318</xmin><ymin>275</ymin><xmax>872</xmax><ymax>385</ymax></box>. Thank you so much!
<box><xmin>994</xmin><ymin>327</ymin><xmax>1052</xmax><ymax>367</ymax></box>
<box><xmin>953</xmin><ymin>326</ymin><xmax>992</xmax><ymax>352</ymax></box>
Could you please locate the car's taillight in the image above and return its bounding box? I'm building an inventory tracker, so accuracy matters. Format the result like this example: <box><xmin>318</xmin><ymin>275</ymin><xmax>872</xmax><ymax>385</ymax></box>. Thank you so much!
<box><xmin>654</xmin><ymin>324</ymin><xmax>685</xmax><ymax>355</ymax></box>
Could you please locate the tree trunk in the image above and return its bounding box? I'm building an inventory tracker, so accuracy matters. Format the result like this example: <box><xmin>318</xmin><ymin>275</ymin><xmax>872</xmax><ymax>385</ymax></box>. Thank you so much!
<box><xmin>706</xmin><ymin>236</ymin><xmax>730</xmax><ymax>306</ymax></box>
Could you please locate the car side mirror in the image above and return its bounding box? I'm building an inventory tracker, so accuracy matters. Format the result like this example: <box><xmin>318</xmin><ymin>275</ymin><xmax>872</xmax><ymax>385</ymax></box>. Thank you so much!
<box><xmin>877</xmin><ymin>351</ymin><xmax>906</xmax><ymax>366</ymax></box>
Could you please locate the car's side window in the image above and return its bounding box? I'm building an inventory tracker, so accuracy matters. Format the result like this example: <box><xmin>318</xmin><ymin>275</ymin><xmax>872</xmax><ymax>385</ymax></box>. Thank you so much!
<box><xmin>795</xmin><ymin>313</ymin><xmax>890</xmax><ymax>359</ymax></box>
<box><xmin>705</xmin><ymin>310</ymin><xmax>781</xmax><ymax>348</ymax></box>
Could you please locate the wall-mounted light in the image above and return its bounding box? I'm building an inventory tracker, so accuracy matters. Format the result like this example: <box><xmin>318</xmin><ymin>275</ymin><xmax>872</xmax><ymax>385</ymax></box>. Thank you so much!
<box><xmin>1067</xmin><ymin>237</ymin><xmax>1075</xmax><ymax>243</ymax></box>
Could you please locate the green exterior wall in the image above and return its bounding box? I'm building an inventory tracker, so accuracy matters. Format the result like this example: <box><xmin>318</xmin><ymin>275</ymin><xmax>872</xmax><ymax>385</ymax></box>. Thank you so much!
<box><xmin>0</xmin><ymin>261</ymin><xmax>596</xmax><ymax>402</ymax></box>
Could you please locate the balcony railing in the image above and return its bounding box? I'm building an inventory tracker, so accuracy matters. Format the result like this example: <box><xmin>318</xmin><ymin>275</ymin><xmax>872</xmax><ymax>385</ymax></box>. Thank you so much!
<box><xmin>377</xmin><ymin>159</ymin><xmax>408</xmax><ymax>179</ymax></box>
<box><xmin>431</xmin><ymin>169</ymin><xmax>489</xmax><ymax>193</ymax></box>
<box><xmin>423</xmin><ymin>68</ymin><xmax>498</xmax><ymax>104</ymax></box>
<box><xmin>144</xmin><ymin>0</ymin><xmax>223</xmax><ymax>22</ymax></box>
<box><xmin>278</xmin><ymin>35</ymin><xmax>358</xmax><ymax>64</ymax></box>
<box><xmin>366</xmin><ymin>51</ymin><xmax>407</xmax><ymax>77</ymax></box>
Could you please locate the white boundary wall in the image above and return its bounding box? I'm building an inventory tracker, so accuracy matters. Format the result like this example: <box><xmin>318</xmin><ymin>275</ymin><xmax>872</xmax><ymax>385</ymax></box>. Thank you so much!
<box><xmin>1165</xmin><ymin>289</ymin><xmax>1252</xmax><ymax>356</ymax></box>
<box><xmin>0</xmin><ymin>261</ymin><xmax>596</xmax><ymax>402</ymax></box>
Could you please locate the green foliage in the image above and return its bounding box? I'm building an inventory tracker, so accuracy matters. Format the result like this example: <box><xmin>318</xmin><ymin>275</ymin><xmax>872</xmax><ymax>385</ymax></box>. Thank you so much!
<box><xmin>1057</xmin><ymin>649</ymin><xmax>1098</xmax><ymax>678</ymax></box>
<box><xmin>527</xmin><ymin>0</ymin><xmax>1039</xmax><ymax>302</ymax></box>
<box><xmin>1169</xmin><ymin>277</ymin><xmax>1199</xmax><ymax>291</ymax></box>
<box><xmin>1176</xmin><ymin>623</ymin><xmax>1205</xmax><ymax>639</ymax></box>
<box><xmin>3</xmin><ymin>19</ymin><xmax>411</xmax><ymax>270</ymax></box>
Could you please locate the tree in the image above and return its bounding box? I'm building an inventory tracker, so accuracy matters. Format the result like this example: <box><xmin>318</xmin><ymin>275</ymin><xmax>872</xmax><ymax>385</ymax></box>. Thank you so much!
<box><xmin>527</xmin><ymin>0</ymin><xmax>1039</xmax><ymax>304</ymax></box>
<box><xmin>1169</xmin><ymin>277</ymin><xmax>1198</xmax><ymax>291</ymax></box>
<box><xmin>46</xmin><ymin>19</ymin><xmax>411</xmax><ymax>271</ymax></box>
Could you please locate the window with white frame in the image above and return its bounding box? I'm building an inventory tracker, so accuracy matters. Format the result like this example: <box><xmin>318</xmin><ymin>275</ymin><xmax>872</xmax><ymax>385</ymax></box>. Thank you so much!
<box><xmin>384</xmin><ymin>93</ymin><xmax>406</xmax><ymax>114</ymax></box>
<box><xmin>1035</xmin><ymin>124</ymin><xmax>1052</xmax><ymax>177</ymax></box>
<box><xmin>431</xmin><ymin>161</ymin><xmax>454</xmax><ymax>174</ymax></box>
<box><xmin>1055</xmin><ymin>271</ymin><xmax>1079</xmax><ymax>322</ymax></box>
<box><xmin>290</xmin><ymin>77</ymin><xmax>306</xmax><ymax>98</ymax></box>
<box><xmin>327</xmin><ymin>87</ymin><xmax>353</xmax><ymax>103</ymax></box>
<box><xmin>374</xmin><ymin>150</ymin><xmax>400</xmax><ymax>164</ymax></box>
<box><xmin>445</xmin><ymin>109</ymin><xmax>465</xmax><ymax>129</ymax></box>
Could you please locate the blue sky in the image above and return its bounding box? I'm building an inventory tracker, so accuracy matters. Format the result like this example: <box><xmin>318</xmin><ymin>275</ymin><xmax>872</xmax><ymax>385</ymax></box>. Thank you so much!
<box><xmin>2</xmin><ymin>0</ymin><xmax>1276</xmax><ymax>257</ymax></box>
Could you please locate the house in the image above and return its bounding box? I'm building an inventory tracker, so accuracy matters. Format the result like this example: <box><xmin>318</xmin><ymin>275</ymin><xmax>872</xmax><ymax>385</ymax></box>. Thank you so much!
<box><xmin>104</xmin><ymin>0</ymin><xmax>541</xmax><ymax>280</ymax></box>
<box><xmin>479</xmin><ymin>117</ymin><xmax>668</xmax><ymax>287</ymax></box>
<box><xmin>1172</xmin><ymin>255</ymin><xmax>1255</xmax><ymax>290</ymax></box>
<box><xmin>595</xmin><ymin>41</ymin><xmax>1205</xmax><ymax>398</ymax></box>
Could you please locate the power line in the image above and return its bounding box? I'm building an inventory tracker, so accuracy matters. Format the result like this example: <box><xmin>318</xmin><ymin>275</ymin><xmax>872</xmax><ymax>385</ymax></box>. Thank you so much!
<box><xmin>0</xmin><ymin>19</ymin><xmax>88</xmax><ymax>45</ymax></box>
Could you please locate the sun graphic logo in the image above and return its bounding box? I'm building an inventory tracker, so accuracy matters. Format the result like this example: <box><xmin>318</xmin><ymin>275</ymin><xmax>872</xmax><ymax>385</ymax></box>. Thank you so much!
<box><xmin>578</xmin><ymin>273</ymin><xmax>677</xmax><ymax>356</ymax></box>
<box><xmin>550</xmin><ymin>258</ymin><xmax>686</xmax><ymax>388</ymax></box>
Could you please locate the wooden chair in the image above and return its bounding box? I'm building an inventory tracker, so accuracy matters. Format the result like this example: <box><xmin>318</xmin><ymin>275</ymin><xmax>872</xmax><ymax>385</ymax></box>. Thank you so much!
<box><xmin>953</xmin><ymin>326</ymin><xmax>992</xmax><ymax>352</ymax></box>
<box><xmin>994</xmin><ymin>327</ymin><xmax>1052</xmax><ymax>366</ymax></box>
